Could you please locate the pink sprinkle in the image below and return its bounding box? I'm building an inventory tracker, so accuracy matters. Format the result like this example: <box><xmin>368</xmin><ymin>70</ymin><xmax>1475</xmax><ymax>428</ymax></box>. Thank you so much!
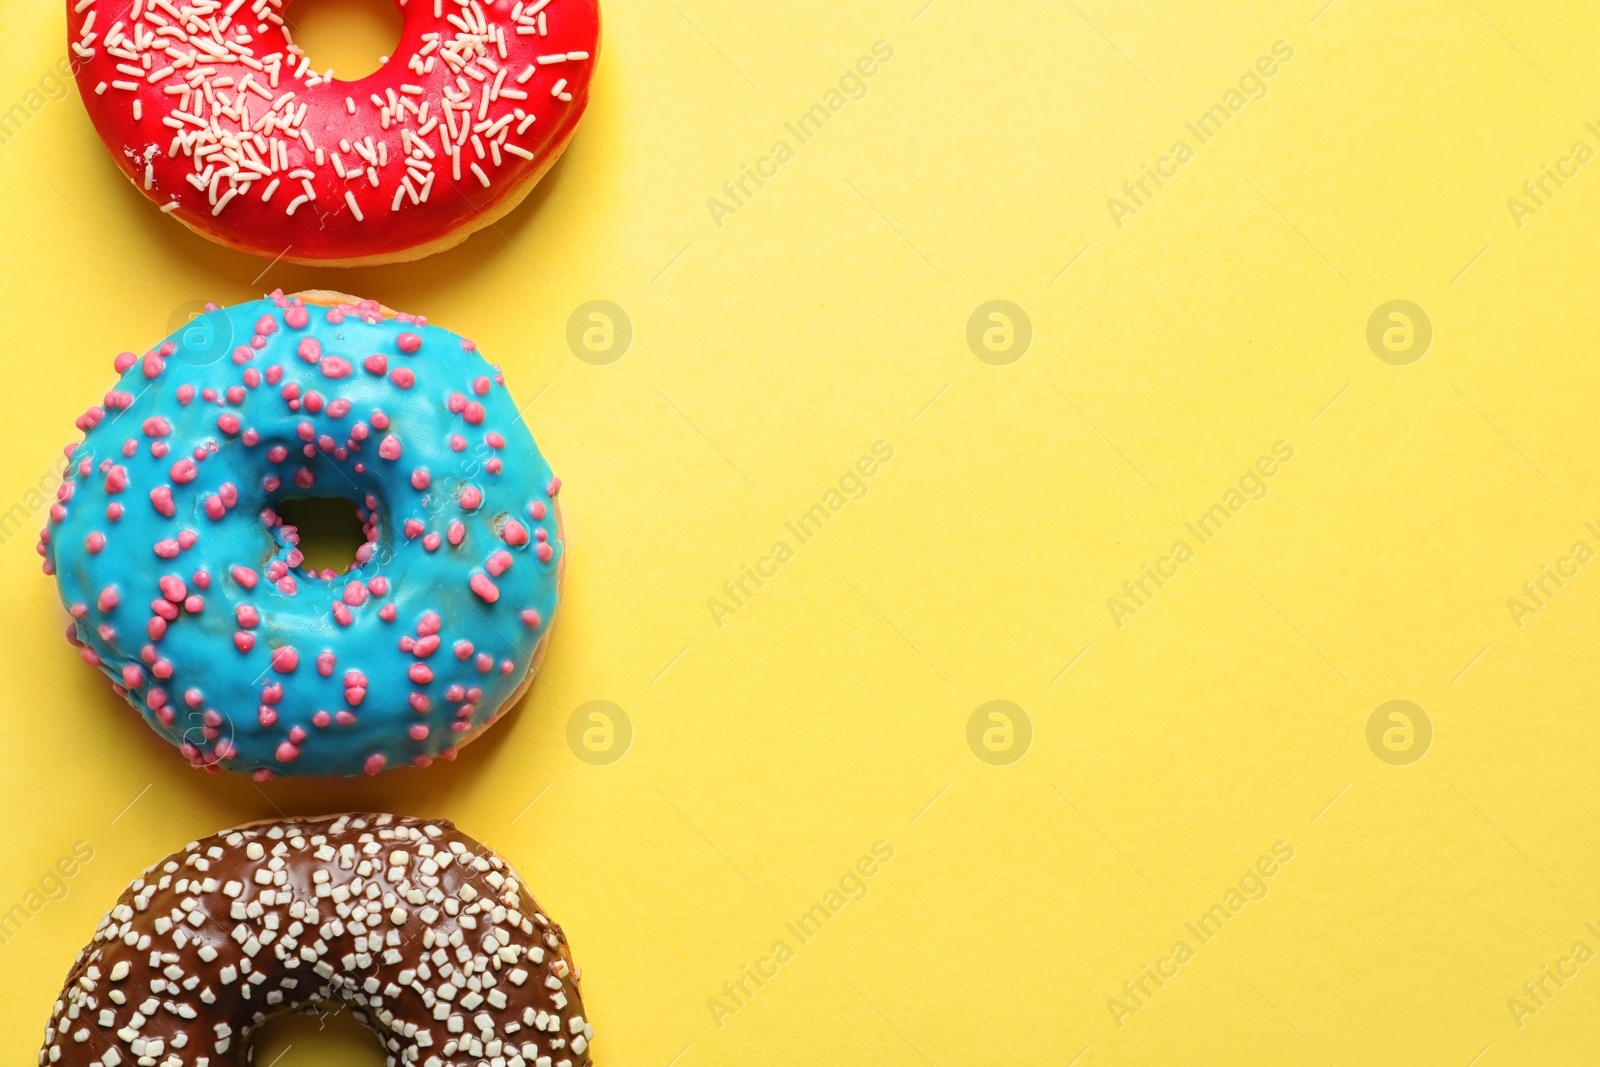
<box><xmin>458</xmin><ymin>486</ymin><xmax>482</xmax><ymax>510</ymax></box>
<box><xmin>447</xmin><ymin>392</ymin><xmax>467</xmax><ymax>414</ymax></box>
<box><xmin>104</xmin><ymin>466</ymin><xmax>128</xmax><ymax>494</ymax></box>
<box><xmin>158</xmin><ymin>575</ymin><xmax>187</xmax><ymax>601</ymax></box>
<box><xmin>486</xmin><ymin>432</ymin><xmax>505</xmax><ymax>449</ymax></box>
<box><xmin>536</xmin><ymin>542</ymin><xmax>555</xmax><ymax>563</ymax></box>
<box><xmin>414</xmin><ymin>635</ymin><xmax>440</xmax><ymax>658</ymax></box>
<box><xmin>364</xmin><ymin>753</ymin><xmax>386</xmax><ymax>775</ymax></box>
<box><xmin>97</xmin><ymin>586</ymin><xmax>119</xmax><ymax>611</ymax></box>
<box><xmin>234</xmin><ymin>631</ymin><xmax>255</xmax><ymax>652</ymax></box>
<box><xmin>528</xmin><ymin>501</ymin><xmax>547</xmax><ymax>520</ymax></box>
<box><xmin>303</xmin><ymin>392</ymin><xmax>325</xmax><ymax>414</ymax></box>
<box><xmin>472</xmin><ymin>376</ymin><xmax>491</xmax><ymax>396</ymax></box>
<box><xmin>275</xmin><ymin>741</ymin><xmax>299</xmax><ymax>763</ymax></box>
<box><xmin>142</xmin><ymin>416</ymin><xmax>172</xmax><ymax>437</ymax></box>
<box><xmin>285</xmin><ymin>305</ymin><xmax>309</xmax><ymax>329</ymax></box>
<box><xmin>547</xmin><ymin>477</ymin><xmax>562</xmax><ymax>497</ymax></box>
<box><xmin>185</xmin><ymin>688</ymin><xmax>203</xmax><ymax>707</ymax></box>
<box><xmin>332</xmin><ymin>601</ymin><xmax>354</xmax><ymax>626</ymax></box>
<box><xmin>193</xmin><ymin>569</ymin><xmax>211</xmax><ymax>589</ymax></box>
<box><xmin>271</xmin><ymin>646</ymin><xmax>299</xmax><ymax>673</ymax></box>
<box><xmin>399</xmin><ymin>635</ymin><xmax>416</xmax><ymax>653</ymax></box>
<box><xmin>391</xmin><ymin>367</ymin><xmax>417</xmax><ymax>389</ymax></box>
<box><xmin>231</xmin><ymin>565</ymin><xmax>259</xmax><ymax>589</ymax></box>
<box><xmin>502</xmin><ymin>520</ymin><xmax>528</xmax><ymax>546</ymax></box>
<box><xmin>142</xmin><ymin>353</ymin><xmax>165</xmax><ymax>379</ymax></box>
<box><xmin>236</xmin><ymin>605</ymin><xmax>259</xmax><ymax>628</ymax></box>
<box><xmin>364</xmin><ymin>354</ymin><xmax>388</xmax><ymax>375</ymax></box>
<box><xmin>86</xmin><ymin>531</ymin><xmax>106</xmax><ymax>554</ymax></box>
<box><xmin>121</xmin><ymin>664</ymin><xmax>145</xmax><ymax>688</ymax></box>
<box><xmin>297</xmin><ymin>337</ymin><xmax>322</xmax><ymax>363</ymax></box>
<box><xmin>184</xmin><ymin>595</ymin><xmax>204</xmax><ymax>613</ymax></box>
<box><xmin>475</xmin><ymin>653</ymin><xmax>493</xmax><ymax>672</ymax></box>
<box><xmin>345</xmin><ymin>687</ymin><xmax>366</xmax><ymax>708</ymax></box>
<box><xmin>463</xmin><ymin>402</ymin><xmax>484</xmax><ymax>425</ymax></box>
<box><xmin>171</xmin><ymin>458</ymin><xmax>198</xmax><ymax>484</ymax></box>
<box><xmin>177</xmin><ymin>528</ymin><xmax>198</xmax><ymax>549</ymax></box>
<box><xmin>423</xmin><ymin>533</ymin><xmax>441</xmax><ymax>551</ymax></box>
<box><xmin>403</xmin><ymin>519</ymin><xmax>424</xmax><ymax>539</ymax></box>
<box><xmin>327</xmin><ymin>399</ymin><xmax>351</xmax><ymax>419</ymax></box>
<box><xmin>147</xmin><ymin>616</ymin><xmax>167</xmax><ymax>640</ymax></box>
<box><xmin>219</xmin><ymin>483</ymin><xmax>238</xmax><ymax>507</ymax></box>
<box><xmin>520</xmin><ymin>608</ymin><xmax>542</xmax><ymax>628</ymax></box>
<box><xmin>114</xmin><ymin>351</ymin><xmax>138</xmax><ymax>372</ymax></box>
<box><xmin>261</xmin><ymin>683</ymin><xmax>283</xmax><ymax>704</ymax></box>
<box><xmin>313</xmin><ymin>710</ymin><xmax>331</xmax><ymax>728</ymax></box>
<box><xmin>379</xmin><ymin>604</ymin><xmax>397</xmax><ymax>621</ymax></box>
<box><xmin>217</xmin><ymin>413</ymin><xmax>241</xmax><ymax>436</ymax></box>
<box><xmin>379</xmin><ymin>434</ymin><xmax>402</xmax><ymax>461</ymax></box>
<box><xmin>408</xmin><ymin>663</ymin><xmax>434</xmax><ymax>684</ymax></box>
<box><xmin>411</xmin><ymin>468</ymin><xmax>431</xmax><ymax>490</ymax></box>
<box><xmin>256</xmin><ymin>314</ymin><xmax>278</xmax><ymax>336</ymax></box>
<box><xmin>107</xmin><ymin>502</ymin><xmax>124</xmax><ymax>521</ymax></box>
<box><xmin>343</xmin><ymin>581</ymin><xmax>369</xmax><ymax>606</ymax></box>
<box><xmin>486</xmin><ymin>550</ymin><xmax>513</xmax><ymax>577</ymax></box>
<box><xmin>288</xmin><ymin>725</ymin><xmax>307</xmax><ymax>744</ymax></box>
<box><xmin>409</xmin><ymin>724</ymin><xmax>430</xmax><ymax>740</ymax></box>
<box><xmin>321</xmin><ymin>357</ymin><xmax>353</xmax><ymax>379</ymax></box>
<box><xmin>410</xmin><ymin>694</ymin><xmax>431</xmax><ymax>713</ymax></box>
<box><xmin>371</xmin><ymin>410</ymin><xmax>390</xmax><ymax>430</ymax></box>
<box><xmin>151</xmin><ymin>599</ymin><xmax>179</xmax><ymax>622</ymax></box>
<box><xmin>447</xmin><ymin>520</ymin><xmax>465</xmax><ymax>546</ymax></box>
<box><xmin>454</xmin><ymin>640</ymin><xmax>474</xmax><ymax>659</ymax></box>
<box><xmin>417</xmin><ymin>612</ymin><xmax>441</xmax><ymax>635</ymax></box>
<box><xmin>205</xmin><ymin>496</ymin><xmax>226</xmax><ymax>521</ymax></box>
<box><xmin>469</xmin><ymin>573</ymin><xmax>500</xmax><ymax>602</ymax></box>
<box><xmin>267</xmin><ymin>445</ymin><xmax>289</xmax><ymax>463</ymax></box>
<box><xmin>367</xmin><ymin>577</ymin><xmax>389</xmax><ymax>596</ymax></box>
<box><xmin>397</xmin><ymin>332</ymin><xmax>422</xmax><ymax>353</ymax></box>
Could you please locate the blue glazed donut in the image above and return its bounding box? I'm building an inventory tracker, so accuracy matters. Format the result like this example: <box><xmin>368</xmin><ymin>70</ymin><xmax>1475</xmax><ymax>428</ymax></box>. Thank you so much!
<box><xmin>40</xmin><ymin>291</ymin><xmax>565</xmax><ymax>778</ymax></box>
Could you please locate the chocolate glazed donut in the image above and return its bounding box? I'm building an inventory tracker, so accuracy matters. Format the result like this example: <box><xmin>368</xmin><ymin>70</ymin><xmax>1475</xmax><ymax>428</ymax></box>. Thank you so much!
<box><xmin>38</xmin><ymin>814</ymin><xmax>592</xmax><ymax>1066</ymax></box>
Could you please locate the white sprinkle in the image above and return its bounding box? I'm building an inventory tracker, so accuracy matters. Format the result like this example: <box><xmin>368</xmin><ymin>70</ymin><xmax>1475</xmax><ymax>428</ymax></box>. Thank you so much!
<box><xmin>344</xmin><ymin>189</ymin><xmax>364</xmax><ymax>221</ymax></box>
<box><xmin>470</xmin><ymin>162</ymin><xmax>490</xmax><ymax>187</ymax></box>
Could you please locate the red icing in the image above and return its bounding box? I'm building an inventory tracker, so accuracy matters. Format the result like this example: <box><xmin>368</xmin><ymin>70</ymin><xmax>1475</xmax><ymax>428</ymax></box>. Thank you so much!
<box><xmin>69</xmin><ymin>0</ymin><xmax>600</xmax><ymax>262</ymax></box>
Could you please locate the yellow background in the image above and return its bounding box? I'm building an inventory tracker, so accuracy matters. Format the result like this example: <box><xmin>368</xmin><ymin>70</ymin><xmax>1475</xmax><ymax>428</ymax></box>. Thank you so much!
<box><xmin>2</xmin><ymin>0</ymin><xmax>1598</xmax><ymax>1063</ymax></box>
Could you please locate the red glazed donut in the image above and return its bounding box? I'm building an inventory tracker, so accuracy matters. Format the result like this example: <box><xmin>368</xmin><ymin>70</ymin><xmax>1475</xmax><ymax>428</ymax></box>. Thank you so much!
<box><xmin>67</xmin><ymin>0</ymin><xmax>600</xmax><ymax>265</ymax></box>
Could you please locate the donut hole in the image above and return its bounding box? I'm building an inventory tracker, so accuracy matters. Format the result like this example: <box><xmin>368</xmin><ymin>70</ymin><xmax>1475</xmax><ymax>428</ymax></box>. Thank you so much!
<box><xmin>275</xmin><ymin>496</ymin><xmax>369</xmax><ymax>574</ymax></box>
<box><xmin>282</xmin><ymin>0</ymin><xmax>403</xmax><ymax>81</ymax></box>
<box><xmin>250</xmin><ymin>1005</ymin><xmax>387</xmax><ymax>1064</ymax></box>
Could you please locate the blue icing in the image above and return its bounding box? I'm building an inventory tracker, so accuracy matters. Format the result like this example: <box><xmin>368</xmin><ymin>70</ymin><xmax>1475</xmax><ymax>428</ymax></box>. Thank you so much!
<box><xmin>46</xmin><ymin>295</ymin><xmax>564</xmax><ymax>778</ymax></box>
